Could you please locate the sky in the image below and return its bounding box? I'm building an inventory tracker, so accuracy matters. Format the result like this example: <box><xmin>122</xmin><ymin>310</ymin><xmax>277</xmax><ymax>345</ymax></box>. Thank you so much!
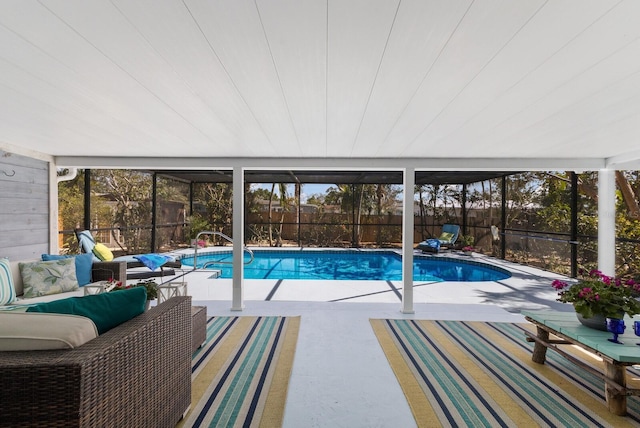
<box><xmin>254</xmin><ymin>183</ymin><xmax>331</xmax><ymax>203</ymax></box>
<box><xmin>253</xmin><ymin>183</ymin><xmax>437</xmax><ymax>203</ymax></box>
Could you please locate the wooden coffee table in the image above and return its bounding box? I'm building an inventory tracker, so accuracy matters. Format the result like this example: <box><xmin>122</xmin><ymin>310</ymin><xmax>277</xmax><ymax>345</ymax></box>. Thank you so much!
<box><xmin>523</xmin><ymin>310</ymin><xmax>640</xmax><ymax>415</ymax></box>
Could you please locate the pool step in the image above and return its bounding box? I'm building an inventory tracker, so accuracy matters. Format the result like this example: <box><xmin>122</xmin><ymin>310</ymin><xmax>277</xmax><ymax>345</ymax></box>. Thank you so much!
<box><xmin>207</xmin><ymin>270</ymin><xmax>222</xmax><ymax>279</ymax></box>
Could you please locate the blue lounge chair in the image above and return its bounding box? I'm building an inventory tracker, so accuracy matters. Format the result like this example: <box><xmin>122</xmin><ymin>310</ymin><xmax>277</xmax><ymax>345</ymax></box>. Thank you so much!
<box><xmin>75</xmin><ymin>229</ymin><xmax>181</xmax><ymax>280</ymax></box>
<box><xmin>416</xmin><ymin>224</ymin><xmax>461</xmax><ymax>253</ymax></box>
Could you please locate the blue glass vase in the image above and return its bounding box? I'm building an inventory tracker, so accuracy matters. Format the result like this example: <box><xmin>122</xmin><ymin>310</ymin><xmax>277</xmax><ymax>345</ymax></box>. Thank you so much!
<box><xmin>606</xmin><ymin>318</ymin><xmax>625</xmax><ymax>344</ymax></box>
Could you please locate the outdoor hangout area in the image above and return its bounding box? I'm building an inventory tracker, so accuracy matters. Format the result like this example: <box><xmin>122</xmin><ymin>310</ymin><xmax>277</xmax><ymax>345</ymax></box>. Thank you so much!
<box><xmin>3</xmin><ymin>1</ymin><xmax>640</xmax><ymax>427</ymax></box>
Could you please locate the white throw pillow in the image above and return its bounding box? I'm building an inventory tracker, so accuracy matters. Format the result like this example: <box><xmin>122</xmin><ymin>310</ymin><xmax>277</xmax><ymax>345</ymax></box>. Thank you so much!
<box><xmin>0</xmin><ymin>258</ymin><xmax>16</xmax><ymax>305</ymax></box>
<box><xmin>0</xmin><ymin>312</ymin><xmax>98</xmax><ymax>351</ymax></box>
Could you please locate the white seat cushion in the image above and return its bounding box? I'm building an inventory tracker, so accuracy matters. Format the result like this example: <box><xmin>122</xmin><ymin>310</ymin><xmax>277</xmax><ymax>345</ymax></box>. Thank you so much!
<box><xmin>13</xmin><ymin>288</ymin><xmax>85</xmax><ymax>304</ymax></box>
<box><xmin>0</xmin><ymin>312</ymin><xmax>98</xmax><ymax>351</ymax></box>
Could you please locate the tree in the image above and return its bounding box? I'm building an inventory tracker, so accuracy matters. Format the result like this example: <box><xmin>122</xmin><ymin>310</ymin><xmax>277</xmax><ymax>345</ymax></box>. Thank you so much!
<box><xmin>58</xmin><ymin>170</ymin><xmax>112</xmax><ymax>253</ymax></box>
<box><xmin>191</xmin><ymin>182</ymin><xmax>233</xmax><ymax>244</ymax></box>
<box><xmin>306</xmin><ymin>193</ymin><xmax>325</xmax><ymax>207</ymax></box>
<box><xmin>57</xmin><ymin>170</ymin><xmax>86</xmax><ymax>252</ymax></box>
<box><xmin>92</xmin><ymin>170</ymin><xmax>153</xmax><ymax>254</ymax></box>
<box><xmin>266</xmin><ymin>183</ymin><xmax>290</xmax><ymax>246</ymax></box>
<box><xmin>415</xmin><ymin>184</ymin><xmax>429</xmax><ymax>240</ymax></box>
<box><xmin>324</xmin><ymin>184</ymin><xmax>399</xmax><ymax>246</ymax></box>
<box><xmin>373</xmin><ymin>184</ymin><xmax>401</xmax><ymax>245</ymax></box>
<box><xmin>325</xmin><ymin>184</ymin><xmax>360</xmax><ymax>245</ymax></box>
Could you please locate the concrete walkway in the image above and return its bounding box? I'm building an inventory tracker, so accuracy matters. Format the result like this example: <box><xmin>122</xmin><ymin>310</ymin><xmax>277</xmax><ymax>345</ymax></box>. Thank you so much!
<box><xmin>155</xmin><ymin>251</ymin><xmax>574</xmax><ymax>427</ymax></box>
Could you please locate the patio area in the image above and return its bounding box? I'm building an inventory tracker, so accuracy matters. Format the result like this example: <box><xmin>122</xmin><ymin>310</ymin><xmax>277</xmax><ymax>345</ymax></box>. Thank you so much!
<box><xmin>2</xmin><ymin>2</ymin><xmax>640</xmax><ymax>426</ymax></box>
<box><xmin>155</xmin><ymin>251</ymin><xmax>573</xmax><ymax>427</ymax></box>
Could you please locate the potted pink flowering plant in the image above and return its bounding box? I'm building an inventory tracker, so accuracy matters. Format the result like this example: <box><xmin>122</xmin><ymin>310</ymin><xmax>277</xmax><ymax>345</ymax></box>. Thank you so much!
<box><xmin>105</xmin><ymin>278</ymin><xmax>158</xmax><ymax>301</ymax></box>
<box><xmin>552</xmin><ymin>269</ymin><xmax>640</xmax><ymax>329</ymax></box>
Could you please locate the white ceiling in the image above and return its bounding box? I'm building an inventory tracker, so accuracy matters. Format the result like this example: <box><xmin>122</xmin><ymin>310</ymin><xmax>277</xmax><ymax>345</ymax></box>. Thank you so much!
<box><xmin>1</xmin><ymin>0</ymin><xmax>640</xmax><ymax>169</ymax></box>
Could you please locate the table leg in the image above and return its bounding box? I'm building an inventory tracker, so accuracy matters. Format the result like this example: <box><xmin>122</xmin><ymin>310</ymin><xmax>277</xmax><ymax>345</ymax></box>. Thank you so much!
<box><xmin>604</xmin><ymin>362</ymin><xmax>627</xmax><ymax>415</ymax></box>
<box><xmin>531</xmin><ymin>327</ymin><xmax>549</xmax><ymax>364</ymax></box>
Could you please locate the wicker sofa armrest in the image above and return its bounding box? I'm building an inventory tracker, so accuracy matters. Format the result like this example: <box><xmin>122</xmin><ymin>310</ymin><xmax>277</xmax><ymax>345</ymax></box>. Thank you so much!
<box><xmin>91</xmin><ymin>260</ymin><xmax>127</xmax><ymax>282</ymax></box>
<box><xmin>0</xmin><ymin>296</ymin><xmax>192</xmax><ymax>428</ymax></box>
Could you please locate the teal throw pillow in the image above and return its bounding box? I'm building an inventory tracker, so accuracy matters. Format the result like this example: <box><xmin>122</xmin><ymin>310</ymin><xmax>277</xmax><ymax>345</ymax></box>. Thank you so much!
<box><xmin>41</xmin><ymin>253</ymin><xmax>94</xmax><ymax>286</ymax></box>
<box><xmin>26</xmin><ymin>287</ymin><xmax>146</xmax><ymax>334</ymax></box>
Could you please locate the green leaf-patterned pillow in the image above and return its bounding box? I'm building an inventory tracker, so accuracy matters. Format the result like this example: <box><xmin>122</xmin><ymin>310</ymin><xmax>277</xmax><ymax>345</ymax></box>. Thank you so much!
<box><xmin>19</xmin><ymin>258</ymin><xmax>78</xmax><ymax>298</ymax></box>
<box><xmin>439</xmin><ymin>232</ymin><xmax>455</xmax><ymax>242</ymax></box>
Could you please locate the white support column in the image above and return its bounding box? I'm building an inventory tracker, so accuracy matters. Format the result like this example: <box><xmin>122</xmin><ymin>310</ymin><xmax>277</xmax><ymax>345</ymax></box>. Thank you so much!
<box><xmin>231</xmin><ymin>166</ymin><xmax>244</xmax><ymax>311</ymax></box>
<box><xmin>402</xmin><ymin>167</ymin><xmax>415</xmax><ymax>314</ymax></box>
<box><xmin>598</xmin><ymin>169</ymin><xmax>616</xmax><ymax>277</ymax></box>
<box><xmin>48</xmin><ymin>162</ymin><xmax>59</xmax><ymax>254</ymax></box>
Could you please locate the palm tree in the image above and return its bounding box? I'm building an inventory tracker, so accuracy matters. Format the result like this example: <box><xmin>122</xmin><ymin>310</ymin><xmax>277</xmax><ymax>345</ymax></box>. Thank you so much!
<box><xmin>415</xmin><ymin>184</ymin><xmax>429</xmax><ymax>240</ymax></box>
<box><xmin>268</xmin><ymin>183</ymin><xmax>289</xmax><ymax>246</ymax></box>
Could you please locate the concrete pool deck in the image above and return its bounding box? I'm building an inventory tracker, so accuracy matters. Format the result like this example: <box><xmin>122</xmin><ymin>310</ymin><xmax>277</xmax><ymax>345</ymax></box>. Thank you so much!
<box><xmin>162</xmin><ymin>249</ymin><xmax>570</xmax><ymax>312</ymax></box>
<box><xmin>151</xmin><ymin>249</ymin><xmax>575</xmax><ymax>427</ymax></box>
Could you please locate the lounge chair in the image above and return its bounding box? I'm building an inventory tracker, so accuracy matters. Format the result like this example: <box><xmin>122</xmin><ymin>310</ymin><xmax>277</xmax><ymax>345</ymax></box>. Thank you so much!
<box><xmin>416</xmin><ymin>224</ymin><xmax>461</xmax><ymax>253</ymax></box>
<box><xmin>75</xmin><ymin>229</ymin><xmax>181</xmax><ymax>280</ymax></box>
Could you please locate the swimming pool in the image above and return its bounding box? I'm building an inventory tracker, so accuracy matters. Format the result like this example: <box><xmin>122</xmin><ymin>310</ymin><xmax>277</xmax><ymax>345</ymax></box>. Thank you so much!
<box><xmin>179</xmin><ymin>250</ymin><xmax>511</xmax><ymax>282</ymax></box>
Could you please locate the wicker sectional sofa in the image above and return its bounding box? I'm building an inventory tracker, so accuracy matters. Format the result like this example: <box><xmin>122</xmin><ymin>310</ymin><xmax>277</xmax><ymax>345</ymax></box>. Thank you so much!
<box><xmin>0</xmin><ymin>295</ymin><xmax>192</xmax><ymax>427</ymax></box>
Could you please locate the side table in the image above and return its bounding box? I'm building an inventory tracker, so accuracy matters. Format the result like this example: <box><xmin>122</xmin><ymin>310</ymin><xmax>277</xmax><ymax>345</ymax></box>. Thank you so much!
<box><xmin>191</xmin><ymin>306</ymin><xmax>207</xmax><ymax>354</ymax></box>
<box><xmin>157</xmin><ymin>282</ymin><xmax>188</xmax><ymax>304</ymax></box>
<box><xmin>523</xmin><ymin>310</ymin><xmax>640</xmax><ymax>415</ymax></box>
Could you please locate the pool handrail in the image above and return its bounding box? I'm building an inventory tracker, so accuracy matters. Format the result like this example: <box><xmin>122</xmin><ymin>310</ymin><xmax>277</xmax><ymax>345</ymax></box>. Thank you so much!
<box><xmin>193</xmin><ymin>231</ymin><xmax>254</xmax><ymax>270</ymax></box>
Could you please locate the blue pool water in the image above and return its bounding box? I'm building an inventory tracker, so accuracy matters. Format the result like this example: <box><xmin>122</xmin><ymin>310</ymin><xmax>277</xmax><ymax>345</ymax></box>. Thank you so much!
<box><xmin>180</xmin><ymin>250</ymin><xmax>511</xmax><ymax>282</ymax></box>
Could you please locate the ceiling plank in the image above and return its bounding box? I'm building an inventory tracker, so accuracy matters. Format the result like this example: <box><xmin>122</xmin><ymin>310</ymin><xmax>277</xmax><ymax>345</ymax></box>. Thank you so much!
<box><xmin>396</xmin><ymin>0</ymin><xmax>619</xmax><ymax>157</ymax></box>
<box><xmin>349</xmin><ymin>0</ymin><xmax>473</xmax><ymax>156</ymax></box>
<box><xmin>380</xmin><ymin>0</ymin><xmax>548</xmax><ymax>157</ymax></box>
<box><xmin>326</xmin><ymin>0</ymin><xmax>400</xmax><ymax>157</ymax></box>
<box><xmin>412</xmin><ymin>0</ymin><xmax>639</xmax><ymax>158</ymax></box>
<box><xmin>184</xmin><ymin>0</ymin><xmax>299</xmax><ymax>156</ymax></box>
<box><xmin>257</xmin><ymin>0</ymin><xmax>327</xmax><ymax>157</ymax></box>
<box><xmin>111</xmin><ymin>0</ymin><xmax>272</xmax><ymax>155</ymax></box>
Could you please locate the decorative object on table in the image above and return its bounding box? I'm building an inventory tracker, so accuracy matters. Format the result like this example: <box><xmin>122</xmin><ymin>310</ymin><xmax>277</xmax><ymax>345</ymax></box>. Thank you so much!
<box><xmin>634</xmin><ymin>321</ymin><xmax>640</xmax><ymax>345</ymax></box>
<box><xmin>102</xmin><ymin>278</ymin><xmax>123</xmax><ymax>292</ymax></box>
<box><xmin>83</xmin><ymin>282</ymin><xmax>106</xmax><ymax>296</ymax></box>
<box><xmin>552</xmin><ymin>269</ymin><xmax>640</xmax><ymax>330</ymax></box>
<box><xmin>83</xmin><ymin>277</ymin><xmax>129</xmax><ymax>295</ymax></box>
<box><xmin>606</xmin><ymin>317</ymin><xmax>625</xmax><ymax>344</ymax></box>
<box><xmin>109</xmin><ymin>279</ymin><xmax>158</xmax><ymax>299</ymax></box>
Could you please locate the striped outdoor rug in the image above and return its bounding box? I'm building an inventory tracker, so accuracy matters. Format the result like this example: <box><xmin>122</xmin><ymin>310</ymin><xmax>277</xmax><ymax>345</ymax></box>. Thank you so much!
<box><xmin>371</xmin><ymin>319</ymin><xmax>640</xmax><ymax>428</ymax></box>
<box><xmin>179</xmin><ymin>316</ymin><xmax>300</xmax><ymax>428</ymax></box>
